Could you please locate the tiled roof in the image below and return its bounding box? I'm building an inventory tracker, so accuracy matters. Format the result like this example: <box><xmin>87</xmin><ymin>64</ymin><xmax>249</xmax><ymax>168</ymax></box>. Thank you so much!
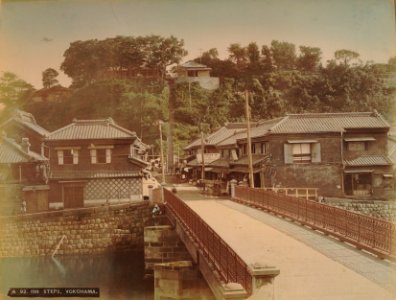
<box><xmin>50</xmin><ymin>170</ymin><xmax>141</xmax><ymax>180</ymax></box>
<box><xmin>208</xmin><ymin>158</ymin><xmax>230</xmax><ymax>168</ymax></box>
<box><xmin>0</xmin><ymin>109</ymin><xmax>49</xmax><ymax>136</ymax></box>
<box><xmin>0</xmin><ymin>137</ymin><xmax>46</xmax><ymax>164</ymax></box>
<box><xmin>185</xmin><ymin>123</ymin><xmax>247</xmax><ymax>150</ymax></box>
<box><xmin>231</xmin><ymin>154</ymin><xmax>268</xmax><ymax>166</ymax></box>
<box><xmin>180</xmin><ymin>61</ymin><xmax>211</xmax><ymax>69</ymax></box>
<box><xmin>46</xmin><ymin>118</ymin><xmax>137</xmax><ymax>140</ymax></box>
<box><xmin>269</xmin><ymin>112</ymin><xmax>389</xmax><ymax>134</ymax></box>
<box><xmin>250</xmin><ymin>118</ymin><xmax>284</xmax><ymax>139</ymax></box>
<box><xmin>217</xmin><ymin>131</ymin><xmax>246</xmax><ymax>147</ymax></box>
<box><xmin>186</xmin><ymin>159</ymin><xmax>201</xmax><ymax>167</ymax></box>
<box><xmin>344</xmin><ymin>155</ymin><xmax>393</xmax><ymax>167</ymax></box>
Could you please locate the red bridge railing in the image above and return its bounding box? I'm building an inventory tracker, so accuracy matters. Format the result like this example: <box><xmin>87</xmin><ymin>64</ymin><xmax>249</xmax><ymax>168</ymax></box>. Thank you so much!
<box><xmin>164</xmin><ymin>188</ymin><xmax>253</xmax><ymax>294</ymax></box>
<box><xmin>235</xmin><ymin>186</ymin><xmax>396</xmax><ymax>259</ymax></box>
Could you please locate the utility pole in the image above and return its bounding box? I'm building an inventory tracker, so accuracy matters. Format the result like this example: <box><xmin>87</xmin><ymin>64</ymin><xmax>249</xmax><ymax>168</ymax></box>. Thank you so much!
<box><xmin>245</xmin><ymin>90</ymin><xmax>254</xmax><ymax>188</ymax></box>
<box><xmin>200</xmin><ymin>131</ymin><xmax>205</xmax><ymax>181</ymax></box>
<box><xmin>158</xmin><ymin>121</ymin><xmax>165</xmax><ymax>184</ymax></box>
<box><xmin>167</xmin><ymin>78</ymin><xmax>175</xmax><ymax>174</ymax></box>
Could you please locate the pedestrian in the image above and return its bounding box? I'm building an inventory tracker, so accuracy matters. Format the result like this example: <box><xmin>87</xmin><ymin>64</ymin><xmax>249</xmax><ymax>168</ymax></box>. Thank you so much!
<box><xmin>152</xmin><ymin>204</ymin><xmax>161</xmax><ymax>217</ymax></box>
<box><xmin>21</xmin><ymin>199</ymin><xmax>27</xmax><ymax>214</ymax></box>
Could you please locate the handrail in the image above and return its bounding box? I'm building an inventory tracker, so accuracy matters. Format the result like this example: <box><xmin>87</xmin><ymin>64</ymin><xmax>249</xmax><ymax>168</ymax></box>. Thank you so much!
<box><xmin>263</xmin><ymin>187</ymin><xmax>318</xmax><ymax>200</ymax></box>
<box><xmin>234</xmin><ymin>186</ymin><xmax>396</xmax><ymax>259</ymax></box>
<box><xmin>164</xmin><ymin>188</ymin><xmax>253</xmax><ymax>294</ymax></box>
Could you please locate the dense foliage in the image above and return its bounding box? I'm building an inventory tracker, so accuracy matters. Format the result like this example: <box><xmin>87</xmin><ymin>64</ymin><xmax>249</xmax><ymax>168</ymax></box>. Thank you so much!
<box><xmin>0</xmin><ymin>36</ymin><xmax>394</xmax><ymax>153</ymax></box>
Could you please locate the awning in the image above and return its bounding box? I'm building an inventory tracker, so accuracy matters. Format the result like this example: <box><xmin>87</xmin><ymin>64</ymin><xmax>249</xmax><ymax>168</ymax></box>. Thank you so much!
<box><xmin>230</xmin><ymin>167</ymin><xmax>261</xmax><ymax>174</ymax></box>
<box><xmin>344</xmin><ymin>137</ymin><xmax>376</xmax><ymax>142</ymax></box>
<box><xmin>344</xmin><ymin>169</ymin><xmax>373</xmax><ymax>174</ymax></box>
<box><xmin>287</xmin><ymin>140</ymin><xmax>318</xmax><ymax>144</ymax></box>
<box><xmin>22</xmin><ymin>185</ymin><xmax>50</xmax><ymax>191</ymax></box>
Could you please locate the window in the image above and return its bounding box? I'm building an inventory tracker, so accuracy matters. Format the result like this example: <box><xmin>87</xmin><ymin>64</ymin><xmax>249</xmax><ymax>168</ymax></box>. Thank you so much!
<box><xmin>90</xmin><ymin>148</ymin><xmax>111</xmax><ymax>164</ymax></box>
<box><xmin>57</xmin><ymin>149</ymin><xmax>78</xmax><ymax>165</ymax></box>
<box><xmin>292</xmin><ymin>144</ymin><xmax>311</xmax><ymax>162</ymax></box>
<box><xmin>187</xmin><ymin>70</ymin><xmax>198</xmax><ymax>77</ymax></box>
<box><xmin>261</xmin><ymin>143</ymin><xmax>266</xmax><ymax>154</ymax></box>
<box><xmin>284</xmin><ymin>141</ymin><xmax>321</xmax><ymax>164</ymax></box>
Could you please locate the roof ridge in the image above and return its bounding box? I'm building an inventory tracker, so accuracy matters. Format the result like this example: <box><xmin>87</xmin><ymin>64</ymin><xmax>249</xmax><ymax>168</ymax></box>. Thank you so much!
<box><xmin>286</xmin><ymin>111</ymin><xmax>373</xmax><ymax>118</ymax></box>
<box><xmin>72</xmin><ymin>118</ymin><xmax>115</xmax><ymax>124</ymax></box>
<box><xmin>268</xmin><ymin>116</ymin><xmax>289</xmax><ymax>132</ymax></box>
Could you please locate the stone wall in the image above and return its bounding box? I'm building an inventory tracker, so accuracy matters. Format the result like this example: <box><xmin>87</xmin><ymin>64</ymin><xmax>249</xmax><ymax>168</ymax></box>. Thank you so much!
<box><xmin>323</xmin><ymin>199</ymin><xmax>396</xmax><ymax>222</ymax></box>
<box><xmin>144</xmin><ymin>225</ymin><xmax>191</xmax><ymax>276</ymax></box>
<box><xmin>0</xmin><ymin>201</ymin><xmax>152</xmax><ymax>257</ymax></box>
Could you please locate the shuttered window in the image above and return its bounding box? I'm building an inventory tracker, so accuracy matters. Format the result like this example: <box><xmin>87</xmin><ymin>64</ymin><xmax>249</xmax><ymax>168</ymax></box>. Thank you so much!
<box><xmin>292</xmin><ymin>143</ymin><xmax>311</xmax><ymax>162</ymax></box>
<box><xmin>57</xmin><ymin>149</ymin><xmax>78</xmax><ymax>165</ymax></box>
<box><xmin>284</xmin><ymin>142</ymin><xmax>321</xmax><ymax>164</ymax></box>
<box><xmin>90</xmin><ymin>148</ymin><xmax>112</xmax><ymax>164</ymax></box>
<box><xmin>57</xmin><ymin>150</ymin><xmax>64</xmax><ymax>165</ymax></box>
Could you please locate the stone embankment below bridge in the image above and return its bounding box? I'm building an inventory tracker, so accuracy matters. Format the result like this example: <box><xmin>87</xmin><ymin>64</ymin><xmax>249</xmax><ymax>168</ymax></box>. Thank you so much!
<box><xmin>0</xmin><ymin>201</ymin><xmax>152</xmax><ymax>257</ymax></box>
<box><xmin>323</xmin><ymin>198</ymin><xmax>396</xmax><ymax>222</ymax></box>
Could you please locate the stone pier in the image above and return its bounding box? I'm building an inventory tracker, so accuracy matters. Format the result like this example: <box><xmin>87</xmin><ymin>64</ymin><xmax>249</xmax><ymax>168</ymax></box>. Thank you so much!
<box><xmin>144</xmin><ymin>225</ymin><xmax>214</xmax><ymax>299</ymax></box>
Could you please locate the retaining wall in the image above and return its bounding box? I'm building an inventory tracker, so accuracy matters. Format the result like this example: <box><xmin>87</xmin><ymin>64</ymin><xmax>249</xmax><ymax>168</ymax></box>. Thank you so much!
<box><xmin>323</xmin><ymin>199</ymin><xmax>396</xmax><ymax>222</ymax></box>
<box><xmin>0</xmin><ymin>201</ymin><xmax>151</xmax><ymax>257</ymax></box>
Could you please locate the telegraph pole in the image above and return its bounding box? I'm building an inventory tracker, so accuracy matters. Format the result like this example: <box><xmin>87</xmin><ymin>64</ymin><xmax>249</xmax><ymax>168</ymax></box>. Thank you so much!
<box><xmin>167</xmin><ymin>78</ymin><xmax>175</xmax><ymax>174</ymax></box>
<box><xmin>200</xmin><ymin>131</ymin><xmax>205</xmax><ymax>181</ymax></box>
<box><xmin>158</xmin><ymin>121</ymin><xmax>165</xmax><ymax>184</ymax></box>
<box><xmin>245</xmin><ymin>90</ymin><xmax>254</xmax><ymax>188</ymax></box>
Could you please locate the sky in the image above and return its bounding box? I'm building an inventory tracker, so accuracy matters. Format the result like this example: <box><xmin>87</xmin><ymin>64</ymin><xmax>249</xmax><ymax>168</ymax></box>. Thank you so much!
<box><xmin>0</xmin><ymin>0</ymin><xmax>395</xmax><ymax>88</ymax></box>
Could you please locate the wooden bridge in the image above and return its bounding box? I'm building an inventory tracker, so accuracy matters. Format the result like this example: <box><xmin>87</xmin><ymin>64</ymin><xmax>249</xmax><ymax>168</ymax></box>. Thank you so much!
<box><xmin>156</xmin><ymin>185</ymin><xmax>396</xmax><ymax>300</ymax></box>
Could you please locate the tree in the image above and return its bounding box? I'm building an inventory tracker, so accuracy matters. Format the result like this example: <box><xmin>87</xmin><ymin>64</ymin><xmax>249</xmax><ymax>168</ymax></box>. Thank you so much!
<box><xmin>246</xmin><ymin>42</ymin><xmax>260</xmax><ymax>64</ymax></box>
<box><xmin>261</xmin><ymin>45</ymin><xmax>274</xmax><ymax>72</ymax></box>
<box><xmin>270</xmin><ymin>40</ymin><xmax>297</xmax><ymax>70</ymax></box>
<box><xmin>143</xmin><ymin>35</ymin><xmax>188</xmax><ymax>81</ymax></box>
<box><xmin>334</xmin><ymin>49</ymin><xmax>360</xmax><ymax>66</ymax></box>
<box><xmin>42</xmin><ymin>68</ymin><xmax>59</xmax><ymax>88</ymax></box>
<box><xmin>61</xmin><ymin>35</ymin><xmax>187</xmax><ymax>86</ymax></box>
<box><xmin>228</xmin><ymin>43</ymin><xmax>247</xmax><ymax>68</ymax></box>
<box><xmin>297</xmin><ymin>46</ymin><xmax>322</xmax><ymax>71</ymax></box>
<box><xmin>61</xmin><ymin>39</ymin><xmax>110</xmax><ymax>87</ymax></box>
<box><xmin>0</xmin><ymin>72</ymin><xmax>34</xmax><ymax>108</ymax></box>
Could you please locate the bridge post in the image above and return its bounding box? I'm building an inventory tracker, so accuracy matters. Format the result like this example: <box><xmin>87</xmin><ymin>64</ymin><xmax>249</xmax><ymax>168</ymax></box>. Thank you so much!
<box><xmin>230</xmin><ymin>179</ymin><xmax>238</xmax><ymax>198</ymax></box>
<box><xmin>248</xmin><ymin>262</ymin><xmax>280</xmax><ymax>299</ymax></box>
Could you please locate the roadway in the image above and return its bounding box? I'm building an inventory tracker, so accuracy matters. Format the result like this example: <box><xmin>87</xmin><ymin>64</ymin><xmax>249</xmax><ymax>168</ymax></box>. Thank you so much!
<box><xmin>175</xmin><ymin>189</ymin><xmax>396</xmax><ymax>300</ymax></box>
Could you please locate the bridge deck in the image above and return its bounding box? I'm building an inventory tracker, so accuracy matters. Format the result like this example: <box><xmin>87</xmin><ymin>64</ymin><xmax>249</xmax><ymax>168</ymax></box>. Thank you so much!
<box><xmin>175</xmin><ymin>190</ymin><xmax>396</xmax><ymax>300</ymax></box>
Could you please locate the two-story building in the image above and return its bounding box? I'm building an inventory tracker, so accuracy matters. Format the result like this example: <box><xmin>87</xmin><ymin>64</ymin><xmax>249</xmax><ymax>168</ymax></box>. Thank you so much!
<box><xmin>0</xmin><ymin>135</ymin><xmax>48</xmax><ymax>215</ymax></box>
<box><xmin>184</xmin><ymin>123</ymin><xmax>248</xmax><ymax>180</ymax></box>
<box><xmin>236</xmin><ymin>112</ymin><xmax>393</xmax><ymax>198</ymax></box>
<box><xmin>45</xmin><ymin>118</ymin><xmax>148</xmax><ymax>209</ymax></box>
<box><xmin>0</xmin><ymin>109</ymin><xmax>49</xmax><ymax>156</ymax></box>
<box><xmin>188</xmin><ymin>111</ymin><xmax>393</xmax><ymax>199</ymax></box>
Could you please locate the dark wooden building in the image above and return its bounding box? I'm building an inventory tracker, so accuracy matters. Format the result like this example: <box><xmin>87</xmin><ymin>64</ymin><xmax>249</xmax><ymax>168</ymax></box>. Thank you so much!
<box><xmin>236</xmin><ymin>112</ymin><xmax>393</xmax><ymax>198</ymax></box>
<box><xmin>0</xmin><ymin>109</ymin><xmax>49</xmax><ymax>156</ymax></box>
<box><xmin>188</xmin><ymin>111</ymin><xmax>393</xmax><ymax>199</ymax></box>
<box><xmin>0</xmin><ymin>136</ymin><xmax>48</xmax><ymax>215</ymax></box>
<box><xmin>45</xmin><ymin>118</ymin><xmax>148</xmax><ymax>209</ymax></box>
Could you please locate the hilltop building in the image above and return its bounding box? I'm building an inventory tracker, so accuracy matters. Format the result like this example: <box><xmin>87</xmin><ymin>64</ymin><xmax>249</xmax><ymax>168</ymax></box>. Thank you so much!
<box><xmin>175</xmin><ymin>61</ymin><xmax>219</xmax><ymax>90</ymax></box>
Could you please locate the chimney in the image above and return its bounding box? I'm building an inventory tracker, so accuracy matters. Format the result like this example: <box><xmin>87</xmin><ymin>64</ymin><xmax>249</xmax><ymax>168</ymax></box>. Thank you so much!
<box><xmin>21</xmin><ymin>138</ymin><xmax>31</xmax><ymax>153</ymax></box>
